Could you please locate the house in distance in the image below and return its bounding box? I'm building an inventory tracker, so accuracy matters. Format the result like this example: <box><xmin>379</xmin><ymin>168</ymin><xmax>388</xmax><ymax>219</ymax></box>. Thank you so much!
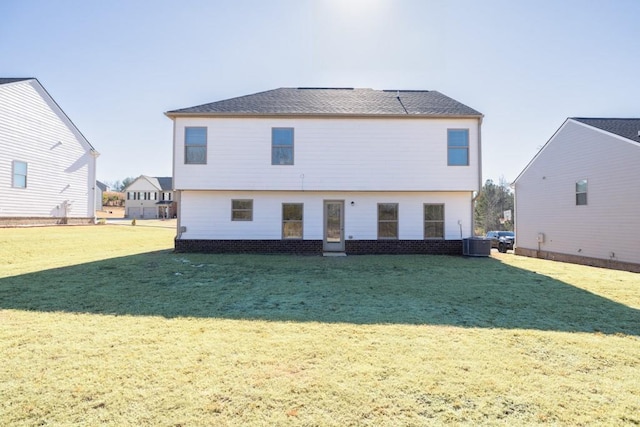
<box><xmin>165</xmin><ymin>87</ymin><xmax>483</xmax><ymax>254</ymax></box>
<box><xmin>123</xmin><ymin>175</ymin><xmax>175</xmax><ymax>219</ymax></box>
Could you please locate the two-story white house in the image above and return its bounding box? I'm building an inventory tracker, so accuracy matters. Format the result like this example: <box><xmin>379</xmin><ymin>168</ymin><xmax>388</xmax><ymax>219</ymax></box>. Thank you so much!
<box><xmin>0</xmin><ymin>78</ymin><xmax>99</xmax><ymax>226</ymax></box>
<box><xmin>514</xmin><ymin>118</ymin><xmax>640</xmax><ymax>272</ymax></box>
<box><xmin>165</xmin><ymin>87</ymin><xmax>483</xmax><ymax>254</ymax></box>
<box><xmin>123</xmin><ymin>175</ymin><xmax>175</xmax><ymax>219</ymax></box>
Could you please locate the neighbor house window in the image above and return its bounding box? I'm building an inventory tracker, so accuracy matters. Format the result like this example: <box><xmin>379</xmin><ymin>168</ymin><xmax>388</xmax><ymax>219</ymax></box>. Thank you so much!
<box><xmin>12</xmin><ymin>161</ymin><xmax>27</xmax><ymax>188</ymax></box>
<box><xmin>162</xmin><ymin>192</ymin><xmax>172</xmax><ymax>201</ymax></box>
<box><xmin>378</xmin><ymin>203</ymin><xmax>398</xmax><ymax>239</ymax></box>
<box><xmin>185</xmin><ymin>127</ymin><xmax>207</xmax><ymax>164</ymax></box>
<box><xmin>424</xmin><ymin>204</ymin><xmax>445</xmax><ymax>239</ymax></box>
<box><xmin>232</xmin><ymin>199</ymin><xmax>253</xmax><ymax>221</ymax></box>
<box><xmin>272</xmin><ymin>128</ymin><xmax>294</xmax><ymax>165</ymax></box>
<box><xmin>576</xmin><ymin>179</ymin><xmax>587</xmax><ymax>205</ymax></box>
<box><xmin>282</xmin><ymin>203</ymin><xmax>303</xmax><ymax>239</ymax></box>
<box><xmin>447</xmin><ymin>129</ymin><xmax>469</xmax><ymax>166</ymax></box>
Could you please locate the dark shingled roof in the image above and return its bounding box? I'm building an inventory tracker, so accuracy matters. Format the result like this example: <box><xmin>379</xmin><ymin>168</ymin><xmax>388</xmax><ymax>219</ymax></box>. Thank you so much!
<box><xmin>0</xmin><ymin>78</ymin><xmax>34</xmax><ymax>85</ymax></box>
<box><xmin>167</xmin><ymin>87</ymin><xmax>482</xmax><ymax>117</ymax></box>
<box><xmin>573</xmin><ymin>118</ymin><xmax>640</xmax><ymax>144</ymax></box>
<box><xmin>156</xmin><ymin>177</ymin><xmax>173</xmax><ymax>191</ymax></box>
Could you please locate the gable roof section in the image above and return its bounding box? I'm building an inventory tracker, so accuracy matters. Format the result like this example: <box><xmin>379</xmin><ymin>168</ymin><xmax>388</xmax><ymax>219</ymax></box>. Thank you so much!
<box><xmin>166</xmin><ymin>87</ymin><xmax>482</xmax><ymax>118</ymax></box>
<box><xmin>513</xmin><ymin>117</ymin><xmax>640</xmax><ymax>184</ymax></box>
<box><xmin>124</xmin><ymin>176</ymin><xmax>173</xmax><ymax>192</ymax></box>
<box><xmin>572</xmin><ymin>118</ymin><xmax>640</xmax><ymax>144</ymax></box>
<box><xmin>0</xmin><ymin>77</ymin><xmax>98</xmax><ymax>154</ymax></box>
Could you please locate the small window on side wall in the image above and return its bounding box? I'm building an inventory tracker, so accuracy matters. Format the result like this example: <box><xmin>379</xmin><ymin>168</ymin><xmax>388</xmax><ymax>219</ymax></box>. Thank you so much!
<box><xmin>12</xmin><ymin>161</ymin><xmax>27</xmax><ymax>188</ymax></box>
<box><xmin>576</xmin><ymin>179</ymin><xmax>587</xmax><ymax>205</ymax></box>
<box><xmin>447</xmin><ymin>129</ymin><xmax>469</xmax><ymax>166</ymax></box>
<box><xmin>272</xmin><ymin>128</ymin><xmax>294</xmax><ymax>165</ymax></box>
<box><xmin>185</xmin><ymin>127</ymin><xmax>207</xmax><ymax>164</ymax></box>
<box><xmin>282</xmin><ymin>203</ymin><xmax>303</xmax><ymax>239</ymax></box>
<box><xmin>424</xmin><ymin>204</ymin><xmax>445</xmax><ymax>239</ymax></box>
<box><xmin>378</xmin><ymin>203</ymin><xmax>399</xmax><ymax>239</ymax></box>
<box><xmin>232</xmin><ymin>199</ymin><xmax>253</xmax><ymax>221</ymax></box>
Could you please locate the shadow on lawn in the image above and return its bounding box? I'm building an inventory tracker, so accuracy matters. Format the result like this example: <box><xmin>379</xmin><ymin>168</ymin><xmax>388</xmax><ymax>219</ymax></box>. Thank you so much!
<box><xmin>1</xmin><ymin>252</ymin><xmax>638</xmax><ymax>335</ymax></box>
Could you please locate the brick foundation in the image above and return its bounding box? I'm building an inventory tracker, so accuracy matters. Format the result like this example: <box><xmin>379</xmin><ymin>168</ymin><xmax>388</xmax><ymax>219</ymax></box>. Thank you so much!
<box><xmin>175</xmin><ymin>239</ymin><xmax>463</xmax><ymax>255</ymax></box>
<box><xmin>515</xmin><ymin>247</ymin><xmax>640</xmax><ymax>274</ymax></box>
<box><xmin>0</xmin><ymin>217</ymin><xmax>95</xmax><ymax>227</ymax></box>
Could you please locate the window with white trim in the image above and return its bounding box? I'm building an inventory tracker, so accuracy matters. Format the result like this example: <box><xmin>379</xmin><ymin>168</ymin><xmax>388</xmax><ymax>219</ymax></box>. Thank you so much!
<box><xmin>231</xmin><ymin>199</ymin><xmax>253</xmax><ymax>221</ymax></box>
<box><xmin>424</xmin><ymin>204</ymin><xmax>445</xmax><ymax>239</ymax></box>
<box><xmin>447</xmin><ymin>129</ymin><xmax>469</xmax><ymax>166</ymax></box>
<box><xmin>282</xmin><ymin>203</ymin><xmax>303</xmax><ymax>239</ymax></box>
<box><xmin>185</xmin><ymin>127</ymin><xmax>207</xmax><ymax>164</ymax></box>
<box><xmin>378</xmin><ymin>203</ymin><xmax>398</xmax><ymax>239</ymax></box>
<box><xmin>576</xmin><ymin>179</ymin><xmax>587</xmax><ymax>205</ymax></box>
<box><xmin>12</xmin><ymin>161</ymin><xmax>27</xmax><ymax>188</ymax></box>
<box><xmin>272</xmin><ymin>128</ymin><xmax>294</xmax><ymax>165</ymax></box>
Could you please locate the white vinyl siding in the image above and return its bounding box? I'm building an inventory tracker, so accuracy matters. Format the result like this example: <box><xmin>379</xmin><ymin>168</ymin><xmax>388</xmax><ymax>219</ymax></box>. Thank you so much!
<box><xmin>0</xmin><ymin>80</ymin><xmax>97</xmax><ymax>218</ymax></box>
<box><xmin>173</xmin><ymin>117</ymin><xmax>480</xmax><ymax>192</ymax></box>
<box><xmin>177</xmin><ymin>191</ymin><xmax>472</xmax><ymax>241</ymax></box>
<box><xmin>514</xmin><ymin>119</ymin><xmax>640</xmax><ymax>265</ymax></box>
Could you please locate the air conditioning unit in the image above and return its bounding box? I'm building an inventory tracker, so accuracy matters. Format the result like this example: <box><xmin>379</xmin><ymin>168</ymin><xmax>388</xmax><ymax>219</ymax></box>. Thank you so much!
<box><xmin>463</xmin><ymin>238</ymin><xmax>491</xmax><ymax>257</ymax></box>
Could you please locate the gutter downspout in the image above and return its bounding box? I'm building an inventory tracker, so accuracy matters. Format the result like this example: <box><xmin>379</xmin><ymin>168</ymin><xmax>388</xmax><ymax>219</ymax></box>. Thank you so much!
<box><xmin>471</xmin><ymin>116</ymin><xmax>483</xmax><ymax>236</ymax></box>
<box><xmin>170</xmin><ymin>118</ymin><xmax>182</xmax><ymax>241</ymax></box>
<box><xmin>90</xmin><ymin>149</ymin><xmax>100</xmax><ymax>223</ymax></box>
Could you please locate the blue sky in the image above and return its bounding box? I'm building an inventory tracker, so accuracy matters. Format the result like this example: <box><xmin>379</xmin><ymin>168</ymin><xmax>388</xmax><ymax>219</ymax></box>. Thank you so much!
<box><xmin>2</xmin><ymin>0</ymin><xmax>639</xmax><ymax>186</ymax></box>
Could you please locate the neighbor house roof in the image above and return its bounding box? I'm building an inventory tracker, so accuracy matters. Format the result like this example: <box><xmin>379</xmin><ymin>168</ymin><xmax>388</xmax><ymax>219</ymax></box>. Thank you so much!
<box><xmin>125</xmin><ymin>176</ymin><xmax>173</xmax><ymax>192</ymax></box>
<box><xmin>0</xmin><ymin>78</ymin><xmax>34</xmax><ymax>85</ymax></box>
<box><xmin>166</xmin><ymin>87</ymin><xmax>482</xmax><ymax>118</ymax></box>
<box><xmin>572</xmin><ymin>118</ymin><xmax>640</xmax><ymax>144</ymax></box>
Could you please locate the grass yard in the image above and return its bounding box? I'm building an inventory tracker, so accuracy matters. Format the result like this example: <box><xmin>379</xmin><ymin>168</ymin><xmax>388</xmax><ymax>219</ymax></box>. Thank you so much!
<box><xmin>0</xmin><ymin>226</ymin><xmax>638</xmax><ymax>426</ymax></box>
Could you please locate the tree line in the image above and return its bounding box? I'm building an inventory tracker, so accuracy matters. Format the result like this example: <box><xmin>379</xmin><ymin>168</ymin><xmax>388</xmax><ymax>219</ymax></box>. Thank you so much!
<box><xmin>474</xmin><ymin>178</ymin><xmax>514</xmax><ymax>235</ymax></box>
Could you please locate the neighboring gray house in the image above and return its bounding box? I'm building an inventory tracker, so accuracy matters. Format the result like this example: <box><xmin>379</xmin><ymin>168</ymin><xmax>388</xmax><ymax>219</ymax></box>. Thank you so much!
<box><xmin>124</xmin><ymin>175</ymin><xmax>175</xmax><ymax>219</ymax></box>
<box><xmin>166</xmin><ymin>87</ymin><xmax>483</xmax><ymax>254</ymax></box>
<box><xmin>0</xmin><ymin>78</ymin><xmax>100</xmax><ymax>226</ymax></box>
<box><xmin>513</xmin><ymin>118</ymin><xmax>640</xmax><ymax>273</ymax></box>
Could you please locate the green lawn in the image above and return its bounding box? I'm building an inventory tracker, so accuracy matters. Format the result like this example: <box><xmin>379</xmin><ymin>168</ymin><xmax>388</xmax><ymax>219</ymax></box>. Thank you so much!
<box><xmin>1</xmin><ymin>226</ymin><xmax>638</xmax><ymax>426</ymax></box>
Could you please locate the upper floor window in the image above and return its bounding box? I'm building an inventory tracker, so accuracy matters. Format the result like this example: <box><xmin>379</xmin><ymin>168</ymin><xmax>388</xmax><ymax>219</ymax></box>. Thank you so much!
<box><xmin>185</xmin><ymin>127</ymin><xmax>207</xmax><ymax>164</ymax></box>
<box><xmin>378</xmin><ymin>203</ymin><xmax>398</xmax><ymax>239</ymax></box>
<box><xmin>162</xmin><ymin>192</ymin><xmax>172</xmax><ymax>201</ymax></box>
<box><xmin>576</xmin><ymin>179</ymin><xmax>587</xmax><ymax>205</ymax></box>
<box><xmin>447</xmin><ymin>129</ymin><xmax>469</xmax><ymax>166</ymax></box>
<box><xmin>282</xmin><ymin>203</ymin><xmax>303</xmax><ymax>239</ymax></box>
<box><xmin>12</xmin><ymin>161</ymin><xmax>27</xmax><ymax>188</ymax></box>
<box><xmin>272</xmin><ymin>128</ymin><xmax>294</xmax><ymax>165</ymax></box>
<box><xmin>424</xmin><ymin>204</ymin><xmax>445</xmax><ymax>239</ymax></box>
<box><xmin>231</xmin><ymin>199</ymin><xmax>253</xmax><ymax>221</ymax></box>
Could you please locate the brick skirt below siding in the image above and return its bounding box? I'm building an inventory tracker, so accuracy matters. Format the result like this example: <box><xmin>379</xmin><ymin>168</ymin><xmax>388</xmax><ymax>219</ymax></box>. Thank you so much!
<box><xmin>175</xmin><ymin>239</ymin><xmax>463</xmax><ymax>255</ymax></box>
<box><xmin>515</xmin><ymin>247</ymin><xmax>640</xmax><ymax>274</ymax></box>
<box><xmin>0</xmin><ymin>217</ymin><xmax>94</xmax><ymax>227</ymax></box>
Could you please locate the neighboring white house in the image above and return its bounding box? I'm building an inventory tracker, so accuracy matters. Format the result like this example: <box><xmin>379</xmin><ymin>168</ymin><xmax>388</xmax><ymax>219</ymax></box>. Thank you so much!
<box><xmin>513</xmin><ymin>118</ymin><xmax>640</xmax><ymax>273</ymax></box>
<box><xmin>0</xmin><ymin>78</ymin><xmax>99</xmax><ymax>226</ymax></box>
<box><xmin>165</xmin><ymin>87</ymin><xmax>483</xmax><ymax>254</ymax></box>
<box><xmin>123</xmin><ymin>175</ymin><xmax>175</xmax><ymax>219</ymax></box>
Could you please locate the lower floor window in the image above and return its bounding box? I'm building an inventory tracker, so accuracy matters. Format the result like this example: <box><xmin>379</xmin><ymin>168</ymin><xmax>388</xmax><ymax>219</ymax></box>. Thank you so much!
<box><xmin>378</xmin><ymin>203</ymin><xmax>398</xmax><ymax>239</ymax></box>
<box><xmin>232</xmin><ymin>199</ymin><xmax>253</xmax><ymax>221</ymax></box>
<box><xmin>282</xmin><ymin>203</ymin><xmax>303</xmax><ymax>239</ymax></box>
<box><xmin>424</xmin><ymin>204</ymin><xmax>445</xmax><ymax>238</ymax></box>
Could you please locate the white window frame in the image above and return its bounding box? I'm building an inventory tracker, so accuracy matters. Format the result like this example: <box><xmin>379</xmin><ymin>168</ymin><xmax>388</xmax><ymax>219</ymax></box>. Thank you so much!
<box><xmin>12</xmin><ymin>160</ymin><xmax>28</xmax><ymax>188</ymax></box>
